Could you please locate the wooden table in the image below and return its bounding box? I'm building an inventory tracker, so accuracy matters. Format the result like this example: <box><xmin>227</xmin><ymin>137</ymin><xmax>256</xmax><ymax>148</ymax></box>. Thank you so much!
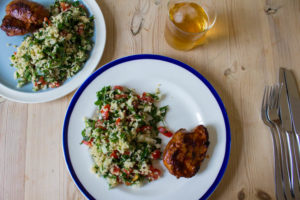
<box><xmin>1</xmin><ymin>0</ymin><xmax>300</xmax><ymax>199</ymax></box>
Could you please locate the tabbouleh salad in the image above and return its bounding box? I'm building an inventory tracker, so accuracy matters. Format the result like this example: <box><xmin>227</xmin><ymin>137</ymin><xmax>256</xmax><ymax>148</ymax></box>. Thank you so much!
<box><xmin>81</xmin><ymin>86</ymin><xmax>172</xmax><ymax>188</ymax></box>
<box><xmin>10</xmin><ymin>0</ymin><xmax>94</xmax><ymax>91</ymax></box>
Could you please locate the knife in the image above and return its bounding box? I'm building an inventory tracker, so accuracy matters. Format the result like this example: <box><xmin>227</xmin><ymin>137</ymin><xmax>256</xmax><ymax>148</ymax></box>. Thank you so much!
<box><xmin>284</xmin><ymin>70</ymin><xmax>300</xmax><ymax>135</ymax></box>
<box><xmin>284</xmin><ymin>69</ymin><xmax>300</xmax><ymax>196</ymax></box>
<box><xmin>280</xmin><ymin>68</ymin><xmax>293</xmax><ymax>134</ymax></box>
<box><xmin>280</xmin><ymin>68</ymin><xmax>300</xmax><ymax>199</ymax></box>
<box><xmin>279</xmin><ymin>68</ymin><xmax>294</xmax><ymax>199</ymax></box>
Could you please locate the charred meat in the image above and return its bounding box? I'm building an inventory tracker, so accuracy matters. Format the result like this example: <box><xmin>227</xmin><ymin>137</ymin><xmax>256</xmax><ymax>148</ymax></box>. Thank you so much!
<box><xmin>6</xmin><ymin>0</ymin><xmax>49</xmax><ymax>25</ymax></box>
<box><xmin>163</xmin><ymin>125</ymin><xmax>209</xmax><ymax>178</ymax></box>
<box><xmin>1</xmin><ymin>0</ymin><xmax>49</xmax><ymax>36</ymax></box>
<box><xmin>0</xmin><ymin>15</ymin><xmax>33</xmax><ymax>36</ymax></box>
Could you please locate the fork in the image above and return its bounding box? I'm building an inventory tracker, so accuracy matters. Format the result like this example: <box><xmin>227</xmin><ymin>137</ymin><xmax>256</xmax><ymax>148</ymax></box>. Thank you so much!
<box><xmin>261</xmin><ymin>86</ymin><xmax>286</xmax><ymax>200</ymax></box>
<box><xmin>267</xmin><ymin>85</ymin><xmax>294</xmax><ymax>199</ymax></box>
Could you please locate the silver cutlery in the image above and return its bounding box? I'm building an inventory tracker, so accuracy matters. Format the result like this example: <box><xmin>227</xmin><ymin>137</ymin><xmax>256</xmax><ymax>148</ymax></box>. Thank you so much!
<box><xmin>262</xmin><ymin>86</ymin><xmax>286</xmax><ymax>200</ymax></box>
<box><xmin>265</xmin><ymin>85</ymin><xmax>293</xmax><ymax>199</ymax></box>
<box><xmin>280</xmin><ymin>68</ymin><xmax>300</xmax><ymax>199</ymax></box>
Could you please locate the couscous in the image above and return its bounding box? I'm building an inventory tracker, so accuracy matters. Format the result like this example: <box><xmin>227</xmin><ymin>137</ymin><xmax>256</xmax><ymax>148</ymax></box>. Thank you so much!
<box><xmin>81</xmin><ymin>86</ymin><xmax>170</xmax><ymax>188</ymax></box>
<box><xmin>10</xmin><ymin>0</ymin><xmax>94</xmax><ymax>91</ymax></box>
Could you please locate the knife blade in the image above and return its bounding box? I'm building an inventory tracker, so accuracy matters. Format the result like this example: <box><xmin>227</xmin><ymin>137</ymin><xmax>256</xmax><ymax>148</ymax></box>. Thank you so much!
<box><xmin>279</xmin><ymin>68</ymin><xmax>293</xmax><ymax>132</ymax></box>
<box><xmin>280</xmin><ymin>68</ymin><xmax>300</xmax><ymax>199</ymax></box>
<box><xmin>284</xmin><ymin>69</ymin><xmax>300</xmax><ymax>135</ymax></box>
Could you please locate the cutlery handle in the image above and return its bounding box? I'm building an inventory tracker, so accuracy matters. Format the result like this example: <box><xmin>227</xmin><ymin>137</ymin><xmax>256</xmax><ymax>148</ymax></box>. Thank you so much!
<box><xmin>286</xmin><ymin>131</ymin><xmax>300</xmax><ymax>199</ymax></box>
<box><xmin>270</xmin><ymin>127</ymin><xmax>286</xmax><ymax>200</ymax></box>
<box><xmin>276</xmin><ymin>127</ymin><xmax>294</xmax><ymax>200</ymax></box>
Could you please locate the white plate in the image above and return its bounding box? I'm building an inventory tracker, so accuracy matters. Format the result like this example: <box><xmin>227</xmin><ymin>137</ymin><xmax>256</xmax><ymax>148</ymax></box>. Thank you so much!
<box><xmin>63</xmin><ymin>54</ymin><xmax>231</xmax><ymax>200</ymax></box>
<box><xmin>0</xmin><ymin>0</ymin><xmax>106</xmax><ymax>103</ymax></box>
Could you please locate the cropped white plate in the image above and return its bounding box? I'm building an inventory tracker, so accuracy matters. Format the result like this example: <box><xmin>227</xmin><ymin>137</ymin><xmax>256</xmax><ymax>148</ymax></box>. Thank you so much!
<box><xmin>0</xmin><ymin>0</ymin><xmax>106</xmax><ymax>103</ymax></box>
<box><xmin>63</xmin><ymin>54</ymin><xmax>231</xmax><ymax>200</ymax></box>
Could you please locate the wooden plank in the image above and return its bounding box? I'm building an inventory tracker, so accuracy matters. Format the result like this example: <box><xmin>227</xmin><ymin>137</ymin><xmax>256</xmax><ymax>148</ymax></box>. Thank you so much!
<box><xmin>0</xmin><ymin>101</ymin><xmax>27</xmax><ymax>200</ymax></box>
<box><xmin>24</xmin><ymin>99</ymin><xmax>67</xmax><ymax>199</ymax></box>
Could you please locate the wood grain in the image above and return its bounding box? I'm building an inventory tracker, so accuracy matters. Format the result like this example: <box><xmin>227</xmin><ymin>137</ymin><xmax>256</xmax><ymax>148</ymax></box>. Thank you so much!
<box><xmin>1</xmin><ymin>0</ymin><xmax>300</xmax><ymax>199</ymax></box>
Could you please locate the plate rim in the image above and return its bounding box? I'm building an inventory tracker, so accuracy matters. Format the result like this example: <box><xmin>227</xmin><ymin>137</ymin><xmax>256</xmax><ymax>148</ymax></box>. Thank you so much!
<box><xmin>0</xmin><ymin>0</ymin><xmax>106</xmax><ymax>103</ymax></box>
<box><xmin>62</xmin><ymin>54</ymin><xmax>231</xmax><ymax>200</ymax></box>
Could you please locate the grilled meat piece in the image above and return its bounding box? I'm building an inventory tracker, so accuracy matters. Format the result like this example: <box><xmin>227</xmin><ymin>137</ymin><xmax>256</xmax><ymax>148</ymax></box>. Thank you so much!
<box><xmin>0</xmin><ymin>15</ymin><xmax>33</xmax><ymax>36</ymax></box>
<box><xmin>6</xmin><ymin>0</ymin><xmax>49</xmax><ymax>25</ymax></box>
<box><xmin>163</xmin><ymin>125</ymin><xmax>209</xmax><ymax>178</ymax></box>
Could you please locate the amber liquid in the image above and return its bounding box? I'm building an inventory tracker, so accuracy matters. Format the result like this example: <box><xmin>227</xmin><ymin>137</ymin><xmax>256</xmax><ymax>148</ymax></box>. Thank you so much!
<box><xmin>165</xmin><ymin>2</ymin><xmax>209</xmax><ymax>50</ymax></box>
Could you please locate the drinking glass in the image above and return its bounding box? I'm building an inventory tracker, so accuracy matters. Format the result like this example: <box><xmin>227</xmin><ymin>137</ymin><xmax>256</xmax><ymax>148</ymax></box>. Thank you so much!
<box><xmin>164</xmin><ymin>0</ymin><xmax>217</xmax><ymax>51</ymax></box>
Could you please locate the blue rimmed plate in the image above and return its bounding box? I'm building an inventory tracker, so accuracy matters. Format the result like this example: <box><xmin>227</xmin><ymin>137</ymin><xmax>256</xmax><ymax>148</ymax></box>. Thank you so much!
<box><xmin>63</xmin><ymin>54</ymin><xmax>231</xmax><ymax>200</ymax></box>
<box><xmin>0</xmin><ymin>0</ymin><xmax>106</xmax><ymax>103</ymax></box>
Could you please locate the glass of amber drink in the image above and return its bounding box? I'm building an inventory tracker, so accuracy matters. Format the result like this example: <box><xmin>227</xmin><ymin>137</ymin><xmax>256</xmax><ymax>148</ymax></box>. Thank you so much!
<box><xmin>164</xmin><ymin>0</ymin><xmax>217</xmax><ymax>50</ymax></box>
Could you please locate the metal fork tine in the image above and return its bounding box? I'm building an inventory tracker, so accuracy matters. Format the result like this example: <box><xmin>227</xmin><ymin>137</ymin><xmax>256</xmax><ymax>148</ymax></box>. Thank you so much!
<box><xmin>276</xmin><ymin>84</ymin><xmax>281</xmax><ymax>108</ymax></box>
<box><xmin>263</xmin><ymin>86</ymin><xmax>267</xmax><ymax>109</ymax></box>
<box><xmin>271</xmin><ymin>86</ymin><xmax>275</xmax><ymax>109</ymax></box>
<box><xmin>266</xmin><ymin>86</ymin><xmax>270</xmax><ymax>109</ymax></box>
<box><xmin>262</xmin><ymin>85</ymin><xmax>286</xmax><ymax>200</ymax></box>
<box><xmin>268</xmin><ymin>84</ymin><xmax>294</xmax><ymax>200</ymax></box>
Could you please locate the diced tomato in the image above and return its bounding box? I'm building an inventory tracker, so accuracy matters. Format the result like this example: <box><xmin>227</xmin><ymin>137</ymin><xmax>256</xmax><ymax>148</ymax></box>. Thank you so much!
<box><xmin>44</xmin><ymin>17</ymin><xmax>51</xmax><ymax>25</ymax></box>
<box><xmin>116</xmin><ymin>176</ymin><xmax>122</xmax><ymax>184</ymax></box>
<box><xmin>110</xmin><ymin>150</ymin><xmax>119</xmax><ymax>159</ymax></box>
<box><xmin>125</xmin><ymin>181</ymin><xmax>132</xmax><ymax>186</ymax></box>
<box><xmin>162</xmin><ymin>131</ymin><xmax>173</xmax><ymax>137</ymax></box>
<box><xmin>77</xmin><ymin>24</ymin><xmax>85</xmax><ymax>35</ymax></box>
<box><xmin>38</xmin><ymin>76</ymin><xmax>46</xmax><ymax>85</ymax></box>
<box><xmin>13</xmin><ymin>52</ymin><xmax>16</xmax><ymax>55</ymax></box>
<box><xmin>123</xmin><ymin>168</ymin><xmax>132</xmax><ymax>175</ymax></box>
<box><xmin>158</xmin><ymin>126</ymin><xmax>173</xmax><ymax>137</ymax></box>
<box><xmin>79</xmin><ymin>4</ymin><xmax>85</xmax><ymax>9</ymax></box>
<box><xmin>137</xmin><ymin>126</ymin><xmax>152</xmax><ymax>133</ymax></box>
<box><xmin>124</xmin><ymin>151</ymin><xmax>130</xmax><ymax>155</ymax></box>
<box><xmin>113</xmin><ymin>85</ymin><xmax>124</xmax><ymax>91</ymax></box>
<box><xmin>101</xmin><ymin>110</ymin><xmax>109</xmax><ymax>120</ymax></box>
<box><xmin>103</xmin><ymin>104</ymin><xmax>110</xmax><ymax>110</ymax></box>
<box><xmin>35</xmin><ymin>76</ymin><xmax>47</xmax><ymax>87</ymax></box>
<box><xmin>141</xmin><ymin>92</ymin><xmax>153</xmax><ymax>103</ymax></box>
<box><xmin>60</xmin><ymin>2</ymin><xmax>71</xmax><ymax>11</ymax></box>
<box><xmin>116</xmin><ymin>118</ymin><xmax>121</xmax><ymax>125</ymax></box>
<box><xmin>82</xmin><ymin>138</ymin><xmax>94</xmax><ymax>147</ymax></box>
<box><xmin>158</xmin><ymin>126</ymin><xmax>167</xmax><ymax>134</ymax></box>
<box><xmin>151</xmin><ymin>149</ymin><xmax>161</xmax><ymax>159</ymax></box>
<box><xmin>112</xmin><ymin>166</ymin><xmax>120</xmax><ymax>175</ymax></box>
<box><xmin>49</xmin><ymin>81</ymin><xmax>60</xmax><ymax>88</ymax></box>
<box><xmin>148</xmin><ymin>166</ymin><xmax>161</xmax><ymax>180</ymax></box>
<box><xmin>95</xmin><ymin>120</ymin><xmax>106</xmax><ymax>129</ymax></box>
<box><xmin>100</xmin><ymin>104</ymin><xmax>110</xmax><ymax>120</ymax></box>
<box><xmin>115</xmin><ymin>94</ymin><xmax>128</xmax><ymax>99</ymax></box>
